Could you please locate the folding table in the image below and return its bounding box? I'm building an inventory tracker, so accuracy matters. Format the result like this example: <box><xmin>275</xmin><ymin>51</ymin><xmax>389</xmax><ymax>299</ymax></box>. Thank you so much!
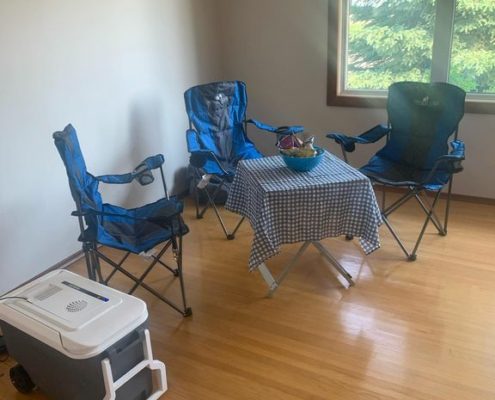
<box><xmin>225</xmin><ymin>151</ymin><xmax>382</xmax><ymax>295</ymax></box>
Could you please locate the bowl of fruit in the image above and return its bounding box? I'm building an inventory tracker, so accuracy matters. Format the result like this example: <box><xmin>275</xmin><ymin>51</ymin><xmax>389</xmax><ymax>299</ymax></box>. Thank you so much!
<box><xmin>278</xmin><ymin>135</ymin><xmax>324</xmax><ymax>172</ymax></box>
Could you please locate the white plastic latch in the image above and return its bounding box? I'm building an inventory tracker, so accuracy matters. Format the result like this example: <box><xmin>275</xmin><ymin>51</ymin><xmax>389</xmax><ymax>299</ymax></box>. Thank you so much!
<box><xmin>139</xmin><ymin>249</ymin><xmax>157</xmax><ymax>259</ymax></box>
<box><xmin>197</xmin><ymin>174</ymin><xmax>212</xmax><ymax>190</ymax></box>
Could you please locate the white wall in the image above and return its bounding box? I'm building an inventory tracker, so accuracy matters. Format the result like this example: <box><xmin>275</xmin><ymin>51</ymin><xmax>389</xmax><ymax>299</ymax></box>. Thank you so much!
<box><xmin>0</xmin><ymin>0</ymin><xmax>222</xmax><ymax>294</ymax></box>
<box><xmin>218</xmin><ymin>0</ymin><xmax>495</xmax><ymax>199</ymax></box>
<box><xmin>2</xmin><ymin>0</ymin><xmax>493</xmax><ymax>294</ymax></box>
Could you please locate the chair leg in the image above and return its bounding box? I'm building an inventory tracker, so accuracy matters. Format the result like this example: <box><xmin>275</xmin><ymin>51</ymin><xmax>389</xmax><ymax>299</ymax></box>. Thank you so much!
<box><xmin>91</xmin><ymin>246</ymin><xmax>104</xmax><ymax>283</ymax></box>
<box><xmin>409</xmin><ymin>189</ymin><xmax>443</xmax><ymax>259</ymax></box>
<box><xmin>196</xmin><ymin>175</ymin><xmax>225</xmax><ymax>219</ymax></box>
<box><xmin>96</xmin><ymin>249</ymin><xmax>190</xmax><ymax>316</ymax></box>
<box><xmin>128</xmin><ymin>244</ymin><xmax>169</xmax><ymax>295</ymax></box>
<box><xmin>95</xmin><ymin>239</ymin><xmax>192</xmax><ymax>317</ymax></box>
<box><xmin>151</xmin><ymin>241</ymin><xmax>177</xmax><ymax>276</ymax></box>
<box><xmin>382</xmin><ymin>190</ymin><xmax>416</xmax><ymax>217</ymax></box>
<box><xmin>414</xmin><ymin>191</ymin><xmax>445</xmax><ymax>235</ymax></box>
<box><xmin>192</xmin><ymin>168</ymin><xmax>204</xmax><ymax>219</ymax></box>
<box><xmin>82</xmin><ymin>242</ymin><xmax>96</xmax><ymax>281</ymax></box>
<box><xmin>443</xmin><ymin>177</ymin><xmax>455</xmax><ymax>235</ymax></box>
<box><xmin>339</xmin><ymin>143</ymin><xmax>349</xmax><ymax>164</ymax></box>
<box><xmin>381</xmin><ymin>185</ymin><xmax>386</xmax><ymax>211</ymax></box>
<box><xmin>199</xmin><ymin>178</ymin><xmax>245</xmax><ymax>240</ymax></box>
<box><xmin>383</xmin><ymin>188</ymin><xmax>444</xmax><ymax>261</ymax></box>
<box><xmin>83</xmin><ymin>242</ymin><xmax>104</xmax><ymax>282</ymax></box>
<box><xmin>105</xmin><ymin>252</ymin><xmax>131</xmax><ymax>285</ymax></box>
<box><xmin>194</xmin><ymin>183</ymin><xmax>202</xmax><ymax>219</ymax></box>
<box><xmin>228</xmin><ymin>216</ymin><xmax>246</xmax><ymax>240</ymax></box>
<box><xmin>381</xmin><ymin>189</ymin><xmax>419</xmax><ymax>260</ymax></box>
<box><xmin>382</xmin><ymin>215</ymin><xmax>414</xmax><ymax>260</ymax></box>
<box><xmin>175</xmin><ymin>234</ymin><xmax>192</xmax><ymax>316</ymax></box>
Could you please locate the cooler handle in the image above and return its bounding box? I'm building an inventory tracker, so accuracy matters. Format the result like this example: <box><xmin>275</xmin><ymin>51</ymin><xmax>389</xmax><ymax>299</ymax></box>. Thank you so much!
<box><xmin>101</xmin><ymin>329</ymin><xmax>167</xmax><ymax>400</ymax></box>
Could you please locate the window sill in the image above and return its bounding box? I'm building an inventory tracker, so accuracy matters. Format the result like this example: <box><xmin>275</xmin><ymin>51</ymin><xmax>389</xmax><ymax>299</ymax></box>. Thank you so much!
<box><xmin>327</xmin><ymin>92</ymin><xmax>495</xmax><ymax>114</ymax></box>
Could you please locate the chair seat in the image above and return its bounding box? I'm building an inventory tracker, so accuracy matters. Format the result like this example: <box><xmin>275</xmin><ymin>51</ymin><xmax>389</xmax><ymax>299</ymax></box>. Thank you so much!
<box><xmin>360</xmin><ymin>155</ymin><xmax>450</xmax><ymax>191</ymax></box>
<box><xmin>214</xmin><ymin>161</ymin><xmax>237</xmax><ymax>181</ymax></box>
<box><xmin>97</xmin><ymin>198</ymin><xmax>189</xmax><ymax>254</ymax></box>
<box><xmin>204</xmin><ymin>152</ymin><xmax>261</xmax><ymax>179</ymax></box>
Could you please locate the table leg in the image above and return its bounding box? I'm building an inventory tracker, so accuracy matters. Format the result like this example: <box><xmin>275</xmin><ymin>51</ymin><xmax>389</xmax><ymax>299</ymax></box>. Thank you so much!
<box><xmin>311</xmin><ymin>241</ymin><xmax>355</xmax><ymax>287</ymax></box>
<box><xmin>257</xmin><ymin>241</ymin><xmax>311</xmax><ymax>296</ymax></box>
<box><xmin>257</xmin><ymin>263</ymin><xmax>278</xmax><ymax>295</ymax></box>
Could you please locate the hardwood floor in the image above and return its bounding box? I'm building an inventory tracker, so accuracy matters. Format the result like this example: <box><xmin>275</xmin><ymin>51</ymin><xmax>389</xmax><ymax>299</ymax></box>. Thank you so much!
<box><xmin>1</xmin><ymin>195</ymin><xmax>495</xmax><ymax>399</ymax></box>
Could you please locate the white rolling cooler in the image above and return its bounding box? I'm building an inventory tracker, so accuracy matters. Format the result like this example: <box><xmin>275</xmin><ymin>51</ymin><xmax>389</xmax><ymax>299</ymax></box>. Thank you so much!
<box><xmin>0</xmin><ymin>270</ymin><xmax>167</xmax><ymax>400</ymax></box>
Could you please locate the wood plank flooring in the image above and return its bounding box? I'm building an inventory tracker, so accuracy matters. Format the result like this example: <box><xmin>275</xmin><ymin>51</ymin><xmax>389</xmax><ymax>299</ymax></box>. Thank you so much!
<box><xmin>1</xmin><ymin>195</ymin><xmax>495</xmax><ymax>399</ymax></box>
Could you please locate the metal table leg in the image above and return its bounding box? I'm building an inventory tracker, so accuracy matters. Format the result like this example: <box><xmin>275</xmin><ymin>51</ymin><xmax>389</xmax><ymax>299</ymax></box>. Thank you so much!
<box><xmin>256</xmin><ymin>240</ymin><xmax>354</xmax><ymax>296</ymax></box>
<box><xmin>311</xmin><ymin>241</ymin><xmax>354</xmax><ymax>287</ymax></box>
<box><xmin>258</xmin><ymin>241</ymin><xmax>311</xmax><ymax>296</ymax></box>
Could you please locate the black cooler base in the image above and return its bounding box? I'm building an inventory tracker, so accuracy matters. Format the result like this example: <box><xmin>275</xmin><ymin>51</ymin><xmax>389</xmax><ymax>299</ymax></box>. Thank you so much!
<box><xmin>0</xmin><ymin>320</ymin><xmax>153</xmax><ymax>400</ymax></box>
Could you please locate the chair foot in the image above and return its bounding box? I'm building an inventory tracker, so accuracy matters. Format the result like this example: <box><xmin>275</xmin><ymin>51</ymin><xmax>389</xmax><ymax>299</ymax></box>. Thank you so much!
<box><xmin>196</xmin><ymin>215</ymin><xmax>204</xmax><ymax>220</ymax></box>
<box><xmin>172</xmin><ymin>269</ymin><xmax>179</xmax><ymax>277</ymax></box>
<box><xmin>227</xmin><ymin>234</ymin><xmax>235</xmax><ymax>240</ymax></box>
<box><xmin>183</xmin><ymin>307</ymin><xmax>193</xmax><ymax>317</ymax></box>
<box><xmin>408</xmin><ymin>254</ymin><xmax>417</xmax><ymax>261</ymax></box>
<box><xmin>345</xmin><ymin>234</ymin><xmax>354</xmax><ymax>241</ymax></box>
<box><xmin>439</xmin><ymin>231</ymin><xmax>447</xmax><ymax>236</ymax></box>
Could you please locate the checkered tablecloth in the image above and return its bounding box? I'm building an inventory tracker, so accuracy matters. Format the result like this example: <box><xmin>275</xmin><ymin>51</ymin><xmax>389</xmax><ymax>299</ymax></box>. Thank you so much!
<box><xmin>225</xmin><ymin>151</ymin><xmax>382</xmax><ymax>270</ymax></box>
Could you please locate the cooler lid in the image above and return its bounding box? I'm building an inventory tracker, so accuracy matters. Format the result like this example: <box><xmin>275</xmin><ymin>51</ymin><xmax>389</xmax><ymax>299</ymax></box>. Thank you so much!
<box><xmin>0</xmin><ymin>270</ymin><xmax>148</xmax><ymax>358</ymax></box>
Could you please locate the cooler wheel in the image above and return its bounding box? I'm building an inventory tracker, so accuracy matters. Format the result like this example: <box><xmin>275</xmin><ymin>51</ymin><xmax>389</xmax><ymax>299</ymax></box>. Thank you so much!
<box><xmin>10</xmin><ymin>364</ymin><xmax>36</xmax><ymax>394</ymax></box>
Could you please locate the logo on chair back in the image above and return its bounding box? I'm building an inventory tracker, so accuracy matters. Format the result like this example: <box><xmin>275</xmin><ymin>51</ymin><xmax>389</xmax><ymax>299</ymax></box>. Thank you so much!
<box><xmin>215</xmin><ymin>93</ymin><xmax>228</xmax><ymax>107</ymax></box>
<box><xmin>415</xmin><ymin>95</ymin><xmax>439</xmax><ymax>107</ymax></box>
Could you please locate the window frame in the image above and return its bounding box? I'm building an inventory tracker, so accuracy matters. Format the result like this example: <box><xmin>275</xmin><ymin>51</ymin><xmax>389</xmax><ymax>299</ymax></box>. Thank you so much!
<box><xmin>327</xmin><ymin>0</ymin><xmax>495</xmax><ymax>114</ymax></box>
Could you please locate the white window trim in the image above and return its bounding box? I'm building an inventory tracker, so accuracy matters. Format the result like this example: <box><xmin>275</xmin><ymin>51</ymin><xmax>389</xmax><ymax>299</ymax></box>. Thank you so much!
<box><xmin>328</xmin><ymin>0</ymin><xmax>495</xmax><ymax>113</ymax></box>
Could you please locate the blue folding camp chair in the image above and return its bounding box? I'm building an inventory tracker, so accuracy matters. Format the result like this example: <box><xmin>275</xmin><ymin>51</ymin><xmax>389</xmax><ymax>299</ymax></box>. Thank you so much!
<box><xmin>184</xmin><ymin>80</ymin><xmax>304</xmax><ymax>239</ymax></box>
<box><xmin>327</xmin><ymin>81</ymin><xmax>466</xmax><ymax>260</ymax></box>
<box><xmin>53</xmin><ymin>124</ymin><xmax>192</xmax><ymax>316</ymax></box>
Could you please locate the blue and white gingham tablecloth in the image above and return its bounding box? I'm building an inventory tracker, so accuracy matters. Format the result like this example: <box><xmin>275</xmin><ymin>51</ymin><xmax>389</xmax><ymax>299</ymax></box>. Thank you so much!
<box><xmin>225</xmin><ymin>151</ymin><xmax>382</xmax><ymax>270</ymax></box>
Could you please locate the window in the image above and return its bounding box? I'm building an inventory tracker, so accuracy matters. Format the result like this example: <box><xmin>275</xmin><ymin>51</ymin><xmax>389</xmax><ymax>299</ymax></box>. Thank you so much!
<box><xmin>327</xmin><ymin>0</ymin><xmax>495</xmax><ymax>113</ymax></box>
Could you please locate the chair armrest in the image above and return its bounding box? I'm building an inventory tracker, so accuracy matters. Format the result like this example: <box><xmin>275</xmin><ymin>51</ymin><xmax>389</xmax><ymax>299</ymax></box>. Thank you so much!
<box><xmin>327</xmin><ymin>124</ymin><xmax>390</xmax><ymax>153</ymax></box>
<box><xmin>435</xmin><ymin>139</ymin><xmax>465</xmax><ymax>171</ymax></box>
<box><xmin>71</xmin><ymin>201</ymin><xmax>182</xmax><ymax>223</ymax></box>
<box><xmin>422</xmin><ymin>140</ymin><xmax>465</xmax><ymax>185</ymax></box>
<box><xmin>71</xmin><ymin>209</ymin><xmax>146</xmax><ymax>220</ymax></box>
<box><xmin>247</xmin><ymin>119</ymin><xmax>304</xmax><ymax>134</ymax></box>
<box><xmin>137</xmin><ymin>154</ymin><xmax>165</xmax><ymax>170</ymax></box>
<box><xmin>95</xmin><ymin>173</ymin><xmax>134</xmax><ymax>184</ymax></box>
<box><xmin>96</xmin><ymin>154</ymin><xmax>165</xmax><ymax>186</ymax></box>
<box><xmin>186</xmin><ymin>129</ymin><xmax>230</xmax><ymax>175</ymax></box>
<box><xmin>446</xmin><ymin>139</ymin><xmax>465</xmax><ymax>159</ymax></box>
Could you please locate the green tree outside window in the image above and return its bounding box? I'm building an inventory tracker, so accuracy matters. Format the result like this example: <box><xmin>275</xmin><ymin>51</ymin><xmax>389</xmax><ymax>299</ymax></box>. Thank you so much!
<box><xmin>346</xmin><ymin>0</ymin><xmax>495</xmax><ymax>94</ymax></box>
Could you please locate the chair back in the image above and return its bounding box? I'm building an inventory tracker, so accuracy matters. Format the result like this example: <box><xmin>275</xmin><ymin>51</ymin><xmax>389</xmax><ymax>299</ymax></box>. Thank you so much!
<box><xmin>380</xmin><ymin>81</ymin><xmax>465</xmax><ymax>169</ymax></box>
<box><xmin>53</xmin><ymin>124</ymin><xmax>102</xmax><ymax>218</ymax></box>
<box><xmin>184</xmin><ymin>81</ymin><xmax>250</xmax><ymax>161</ymax></box>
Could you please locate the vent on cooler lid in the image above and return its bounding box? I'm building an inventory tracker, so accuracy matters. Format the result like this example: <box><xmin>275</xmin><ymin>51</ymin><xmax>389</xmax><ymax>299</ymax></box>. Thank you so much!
<box><xmin>66</xmin><ymin>300</ymin><xmax>88</xmax><ymax>313</ymax></box>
